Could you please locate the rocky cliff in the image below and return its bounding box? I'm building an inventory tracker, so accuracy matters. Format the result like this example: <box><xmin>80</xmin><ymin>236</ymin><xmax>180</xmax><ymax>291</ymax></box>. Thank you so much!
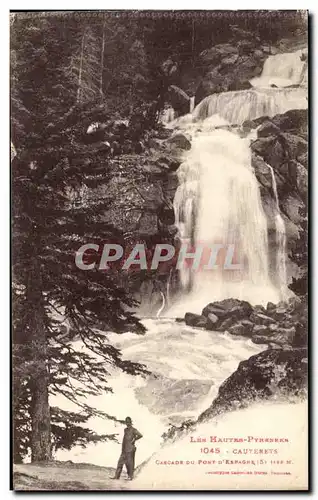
<box><xmin>163</xmin><ymin>342</ymin><xmax>307</xmax><ymax>443</ymax></box>
<box><xmin>198</xmin><ymin>346</ymin><xmax>307</xmax><ymax>422</ymax></box>
<box><xmin>248</xmin><ymin>108</ymin><xmax>308</xmax><ymax>286</ymax></box>
<box><xmin>85</xmin><ymin>120</ymin><xmax>184</xmax><ymax>314</ymax></box>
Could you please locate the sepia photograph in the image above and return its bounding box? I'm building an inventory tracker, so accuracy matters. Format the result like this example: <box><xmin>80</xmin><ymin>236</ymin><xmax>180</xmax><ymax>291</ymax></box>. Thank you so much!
<box><xmin>11</xmin><ymin>9</ymin><xmax>308</xmax><ymax>491</ymax></box>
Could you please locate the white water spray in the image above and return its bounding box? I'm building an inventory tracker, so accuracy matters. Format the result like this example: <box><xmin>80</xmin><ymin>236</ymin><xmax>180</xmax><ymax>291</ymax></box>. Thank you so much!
<box><xmin>156</xmin><ymin>291</ymin><xmax>166</xmax><ymax>318</ymax></box>
<box><xmin>53</xmin><ymin>319</ymin><xmax>263</xmax><ymax>467</ymax></box>
<box><xmin>192</xmin><ymin>50</ymin><xmax>307</xmax><ymax>126</ymax></box>
<box><xmin>172</xmin><ymin>129</ymin><xmax>278</xmax><ymax>315</ymax></box>
<box><xmin>169</xmin><ymin>49</ymin><xmax>308</xmax><ymax>314</ymax></box>
<box><xmin>193</xmin><ymin>88</ymin><xmax>307</xmax><ymax>125</ymax></box>
<box><xmin>189</xmin><ymin>96</ymin><xmax>195</xmax><ymax>113</ymax></box>
<box><xmin>251</xmin><ymin>49</ymin><xmax>307</xmax><ymax>88</ymax></box>
<box><xmin>267</xmin><ymin>164</ymin><xmax>288</xmax><ymax>297</ymax></box>
<box><xmin>161</xmin><ymin>106</ymin><xmax>175</xmax><ymax>123</ymax></box>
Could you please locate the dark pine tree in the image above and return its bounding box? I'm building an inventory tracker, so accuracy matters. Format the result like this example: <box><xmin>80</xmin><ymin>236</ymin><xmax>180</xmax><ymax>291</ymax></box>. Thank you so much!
<box><xmin>11</xmin><ymin>13</ymin><xmax>148</xmax><ymax>463</ymax></box>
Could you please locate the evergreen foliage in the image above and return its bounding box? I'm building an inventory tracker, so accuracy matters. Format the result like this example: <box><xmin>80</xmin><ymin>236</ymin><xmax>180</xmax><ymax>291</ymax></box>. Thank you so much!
<box><xmin>11</xmin><ymin>13</ymin><xmax>153</xmax><ymax>462</ymax></box>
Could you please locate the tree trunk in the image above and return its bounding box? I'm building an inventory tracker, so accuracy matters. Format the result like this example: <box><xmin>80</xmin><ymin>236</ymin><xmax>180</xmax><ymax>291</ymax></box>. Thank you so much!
<box><xmin>30</xmin><ymin>372</ymin><xmax>51</xmax><ymax>462</ymax></box>
<box><xmin>191</xmin><ymin>20</ymin><xmax>195</xmax><ymax>67</ymax></box>
<box><xmin>100</xmin><ymin>22</ymin><xmax>106</xmax><ymax>96</ymax></box>
<box><xmin>77</xmin><ymin>30</ymin><xmax>86</xmax><ymax>104</ymax></box>
<box><xmin>27</xmin><ymin>259</ymin><xmax>51</xmax><ymax>462</ymax></box>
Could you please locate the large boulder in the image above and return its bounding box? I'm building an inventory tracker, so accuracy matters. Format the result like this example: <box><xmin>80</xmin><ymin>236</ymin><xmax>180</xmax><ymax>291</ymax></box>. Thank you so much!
<box><xmin>228</xmin><ymin>319</ymin><xmax>254</xmax><ymax>337</ymax></box>
<box><xmin>281</xmin><ymin>133</ymin><xmax>308</xmax><ymax>160</ymax></box>
<box><xmin>257</xmin><ymin>120</ymin><xmax>281</xmax><ymax>138</ymax></box>
<box><xmin>206</xmin><ymin>313</ymin><xmax>219</xmax><ymax>330</ymax></box>
<box><xmin>249</xmin><ymin>312</ymin><xmax>276</xmax><ymax>326</ymax></box>
<box><xmin>195</xmin><ymin>41</ymin><xmax>266</xmax><ymax>104</ymax></box>
<box><xmin>252</xmin><ymin>324</ymin><xmax>269</xmax><ymax>335</ymax></box>
<box><xmin>251</xmin><ymin>110</ymin><xmax>308</xmax><ymax>138</ymax></box>
<box><xmin>185</xmin><ymin>312</ymin><xmax>208</xmax><ymax>328</ymax></box>
<box><xmin>198</xmin><ymin>348</ymin><xmax>308</xmax><ymax>422</ymax></box>
<box><xmin>202</xmin><ymin>299</ymin><xmax>253</xmax><ymax>320</ymax></box>
<box><xmin>216</xmin><ymin>317</ymin><xmax>236</xmax><ymax>332</ymax></box>
<box><xmin>200</xmin><ymin>44</ymin><xmax>238</xmax><ymax>65</ymax></box>
<box><xmin>252</xmin><ymin>154</ymin><xmax>274</xmax><ymax>189</ymax></box>
<box><xmin>252</xmin><ymin>326</ymin><xmax>296</xmax><ymax>348</ymax></box>
<box><xmin>198</xmin><ymin>296</ymin><xmax>306</xmax><ymax>347</ymax></box>
<box><xmin>267</xmin><ymin>301</ymin><xmax>277</xmax><ymax>313</ymax></box>
<box><xmin>166</xmin><ymin>132</ymin><xmax>191</xmax><ymax>151</ymax></box>
<box><xmin>296</xmin><ymin>162</ymin><xmax>308</xmax><ymax>200</ymax></box>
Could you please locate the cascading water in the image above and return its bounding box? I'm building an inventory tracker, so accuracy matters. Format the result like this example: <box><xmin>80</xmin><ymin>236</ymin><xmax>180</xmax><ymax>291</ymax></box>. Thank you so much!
<box><xmin>53</xmin><ymin>319</ymin><xmax>263</xmax><ymax>467</ymax></box>
<box><xmin>161</xmin><ymin>106</ymin><xmax>175</xmax><ymax>123</ymax></box>
<box><xmin>169</xmin><ymin>49</ymin><xmax>307</xmax><ymax>314</ymax></box>
<box><xmin>172</xmin><ymin>130</ymin><xmax>278</xmax><ymax>315</ymax></box>
<box><xmin>267</xmin><ymin>164</ymin><xmax>288</xmax><ymax>297</ymax></box>
<box><xmin>189</xmin><ymin>96</ymin><xmax>195</xmax><ymax>113</ymax></box>
<box><xmin>192</xmin><ymin>49</ymin><xmax>307</xmax><ymax>125</ymax></box>
<box><xmin>250</xmin><ymin>49</ymin><xmax>308</xmax><ymax>88</ymax></box>
<box><xmin>192</xmin><ymin>87</ymin><xmax>307</xmax><ymax>125</ymax></box>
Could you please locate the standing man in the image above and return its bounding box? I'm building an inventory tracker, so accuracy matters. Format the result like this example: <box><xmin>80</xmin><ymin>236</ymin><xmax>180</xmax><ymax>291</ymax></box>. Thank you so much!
<box><xmin>113</xmin><ymin>417</ymin><xmax>143</xmax><ymax>481</ymax></box>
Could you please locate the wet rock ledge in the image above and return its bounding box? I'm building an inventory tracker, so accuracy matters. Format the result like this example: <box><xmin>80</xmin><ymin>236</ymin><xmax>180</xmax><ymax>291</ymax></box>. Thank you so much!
<box><xmin>163</xmin><ymin>343</ymin><xmax>307</xmax><ymax>442</ymax></box>
<box><xmin>198</xmin><ymin>347</ymin><xmax>307</xmax><ymax>423</ymax></box>
<box><xmin>182</xmin><ymin>296</ymin><xmax>307</xmax><ymax>350</ymax></box>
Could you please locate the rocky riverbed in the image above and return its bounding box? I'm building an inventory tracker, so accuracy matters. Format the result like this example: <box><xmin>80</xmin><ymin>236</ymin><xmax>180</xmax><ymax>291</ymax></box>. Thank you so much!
<box><xmin>182</xmin><ymin>296</ymin><xmax>307</xmax><ymax>349</ymax></box>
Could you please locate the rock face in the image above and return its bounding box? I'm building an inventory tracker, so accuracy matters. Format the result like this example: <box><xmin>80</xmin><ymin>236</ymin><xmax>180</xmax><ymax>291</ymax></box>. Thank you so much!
<box><xmin>85</xmin><ymin>123</ymin><xmax>182</xmax><ymax>312</ymax></box>
<box><xmin>183</xmin><ymin>296</ymin><xmax>307</xmax><ymax>349</ymax></box>
<box><xmin>249</xmin><ymin>109</ymin><xmax>308</xmax><ymax>285</ymax></box>
<box><xmin>199</xmin><ymin>348</ymin><xmax>308</xmax><ymax>422</ymax></box>
<box><xmin>202</xmin><ymin>299</ymin><xmax>253</xmax><ymax>320</ymax></box>
<box><xmin>249</xmin><ymin>109</ymin><xmax>308</xmax><ymax>200</ymax></box>
<box><xmin>164</xmin><ymin>344</ymin><xmax>308</xmax><ymax>442</ymax></box>
<box><xmin>194</xmin><ymin>37</ymin><xmax>267</xmax><ymax>104</ymax></box>
<box><xmin>167</xmin><ymin>132</ymin><xmax>191</xmax><ymax>150</ymax></box>
<box><xmin>185</xmin><ymin>312</ymin><xmax>207</xmax><ymax>328</ymax></box>
<box><xmin>166</xmin><ymin>85</ymin><xmax>191</xmax><ymax>116</ymax></box>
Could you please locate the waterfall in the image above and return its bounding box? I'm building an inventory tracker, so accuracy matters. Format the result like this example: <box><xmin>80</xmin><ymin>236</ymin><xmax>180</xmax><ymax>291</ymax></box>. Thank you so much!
<box><xmin>167</xmin><ymin>48</ymin><xmax>308</xmax><ymax>314</ymax></box>
<box><xmin>156</xmin><ymin>292</ymin><xmax>166</xmax><ymax>318</ymax></box>
<box><xmin>192</xmin><ymin>88</ymin><xmax>307</xmax><ymax>125</ymax></box>
<box><xmin>11</xmin><ymin>142</ymin><xmax>17</xmax><ymax>161</ymax></box>
<box><xmin>192</xmin><ymin>49</ymin><xmax>307</xmax><ymax>126</ymax></box>
<box><xmin>189</xmin><ymin>96</ymin><xmax>195</xmax><ymax>113</ymax></box>
<box><xmin>172</xmin><ymin>129</ymin><xmax>278</xmax><ymax>314</ymax></box>
<box><xmin>267</xmin><ymin>164</ymin><xmax>288</xmax><ymax>297</ymax></box>
<box><xmin>161</xmin><ymin>106</ymin><xmax>175</xmax><ymax>123</ymax></box>
<box><xmin>250</xmin><ymin>49</ymin><xmax>307</xmax><ymax>88</ymax></box>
